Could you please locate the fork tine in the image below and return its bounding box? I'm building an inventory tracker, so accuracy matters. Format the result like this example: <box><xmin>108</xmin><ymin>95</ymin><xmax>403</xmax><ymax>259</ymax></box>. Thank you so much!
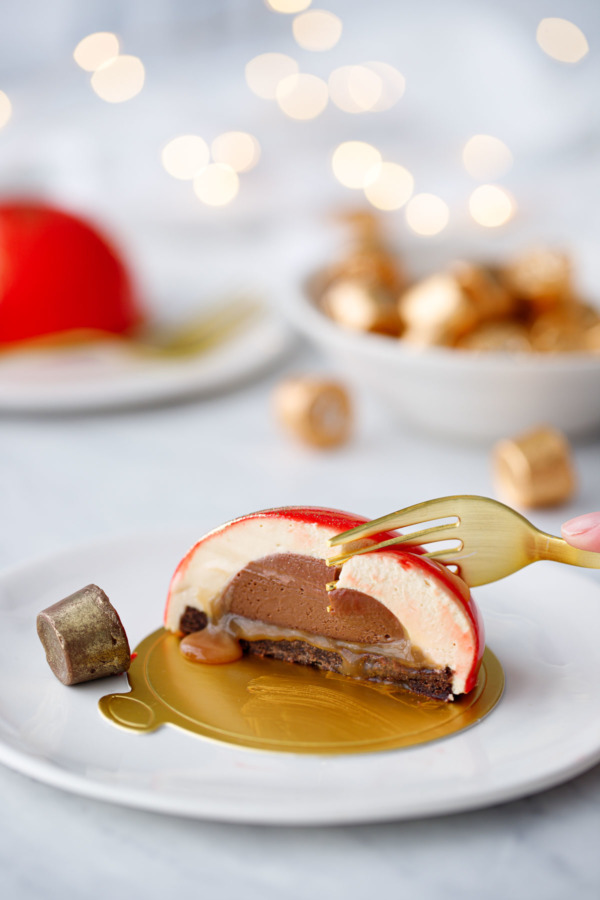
<box><xmin>327</xmin><ymin>496</ymin><xmax>462</xmax><ymax>547</ymax></box>
<box><xmin>422</xmin><ymin>547</ymin><xmax>464</xmax><ymax>561</ymax></box>
<box><xmin>326</xmin><ymin>523</ymin><xmax>460</xmax><ymax>566</ymax></box>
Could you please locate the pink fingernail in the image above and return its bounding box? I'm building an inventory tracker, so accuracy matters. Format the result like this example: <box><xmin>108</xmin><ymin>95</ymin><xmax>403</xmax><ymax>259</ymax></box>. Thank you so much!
<box><xmin>562</xmin><ymin>512</ymin><xmax>600</xmax><ymax>536</ymax></box>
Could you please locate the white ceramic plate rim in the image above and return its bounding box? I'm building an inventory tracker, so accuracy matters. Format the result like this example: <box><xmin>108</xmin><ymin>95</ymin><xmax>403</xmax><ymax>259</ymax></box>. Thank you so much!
<box><xmin>0</xmin><ymin>315</ymin><xmax>291</xmax><ymax>413</ymax></box>
<box><xmin>1</xmin><ymin>530</ymin><xmax>599</xmax><ymax>826</ymax></box>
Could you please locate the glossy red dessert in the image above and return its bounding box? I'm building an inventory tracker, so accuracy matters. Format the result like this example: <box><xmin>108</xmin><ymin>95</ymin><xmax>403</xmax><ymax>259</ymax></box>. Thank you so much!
<box><xmin>0</xmin><ymin>201</ymin><xmax>143</xmax><ymax>346</ymax></box>
<box><xmin>165</xmin><ymin>507</ymin><xmax>484</xmax><ymax>701</ymax></box>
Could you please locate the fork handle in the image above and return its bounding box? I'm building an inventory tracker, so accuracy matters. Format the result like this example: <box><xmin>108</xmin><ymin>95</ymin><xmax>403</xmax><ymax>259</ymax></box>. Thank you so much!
<box><xmin>534</xmin><ymin>532</ymin><xmax>600</xmax><ymax>569</ymax></box>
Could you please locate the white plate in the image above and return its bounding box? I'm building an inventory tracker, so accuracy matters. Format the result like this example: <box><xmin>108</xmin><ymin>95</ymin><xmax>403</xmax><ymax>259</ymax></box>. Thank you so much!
<box><xmin>1</xmin><ymin>530</ymin><xmax>599</xmax><ymax>825</ymax></box>
<box><xmin>0</xmin><ymin>315</ymin><xmax>290</xmax><ymax>412</ymax></box>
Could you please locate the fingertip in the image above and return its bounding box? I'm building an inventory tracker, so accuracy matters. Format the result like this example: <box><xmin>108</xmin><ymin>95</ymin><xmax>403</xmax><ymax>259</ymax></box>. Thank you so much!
<box><xmin>561</xmin><ymin>512</ymin><xmax>600</xmax><ymax>551</ymax></box>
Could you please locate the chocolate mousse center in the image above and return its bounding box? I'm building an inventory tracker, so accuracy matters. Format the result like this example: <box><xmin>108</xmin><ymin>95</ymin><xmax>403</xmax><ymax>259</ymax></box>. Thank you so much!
<box><xmin>220</xmin><ymin>552</ymin><xmax>405</xmax><ymax>644</ymax></box>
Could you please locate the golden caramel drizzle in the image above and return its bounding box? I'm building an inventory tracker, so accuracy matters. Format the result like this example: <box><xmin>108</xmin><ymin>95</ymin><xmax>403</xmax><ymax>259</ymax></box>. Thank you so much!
<box><xmin>180</xmin><ymin>625</ymin><xmax>243</xmax><ymax>664</ymax></box>
<box><xmin>179</xmin><ymin>612</ymin><xmax>431</xmax><ymax>679</ymax></box>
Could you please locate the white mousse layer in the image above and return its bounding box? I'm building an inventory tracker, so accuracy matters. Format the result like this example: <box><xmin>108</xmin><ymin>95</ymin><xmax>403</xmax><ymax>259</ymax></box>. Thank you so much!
<box><xmin>337</xmin><ymin>553</ymin><xmax>477</xmax><ymax>695</ymax></box>
<box><xmin>166</xmin><ymin>517</ymin><xmax>340</xmax><ymax>631</ymax></box>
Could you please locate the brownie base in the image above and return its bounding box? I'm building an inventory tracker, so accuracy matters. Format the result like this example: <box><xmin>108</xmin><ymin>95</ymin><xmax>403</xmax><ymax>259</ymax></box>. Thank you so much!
<box><xmin>241</xmin><ymin>638</ymin><xmax>454</xmax><ymax>701</ymax></box>
<box><xmin>179</xmin><ymin>607</ymin><xmax>208</xmax><ymax>634</ymax></box>
<box><xmin>179</xmin><ymin>606</ymin><xmax>454</xmax><ymax>701</ymax></box>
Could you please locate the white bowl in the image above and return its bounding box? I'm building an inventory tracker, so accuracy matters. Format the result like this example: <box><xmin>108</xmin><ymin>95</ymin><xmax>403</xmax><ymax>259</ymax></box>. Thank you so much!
<box><xmin>285</xmin><ymin>276</ymin><xmax>600</xmax><ymax>442</ymax></box>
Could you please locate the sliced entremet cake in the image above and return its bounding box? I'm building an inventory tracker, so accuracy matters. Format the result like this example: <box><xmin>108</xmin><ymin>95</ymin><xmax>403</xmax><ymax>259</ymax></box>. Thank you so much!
<box><xmin>164</xmin><ymin>507</ymin><xmax>484</xmax><ymax>701</ymax></box>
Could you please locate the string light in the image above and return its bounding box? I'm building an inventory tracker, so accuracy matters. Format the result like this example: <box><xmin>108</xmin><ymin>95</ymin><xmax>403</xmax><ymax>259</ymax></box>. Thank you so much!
<box><xmin>405</xmin><ymin>194</ymin><xmax>449</xmax><ymax>236</ymax></box>
<box><xmin>364</xmin><ymin>162</ymin><xmax>413</xmax><ymax>211</ymax></box>
<box><xmin>161</xmin><ymin>136</ymin><xmax>210</xmax><ymax>180</ymax></box>
<box><xmin>91</xmin><ymin>55</ymin><xmax>145</xmax><ymax>102</ymax></box>
<box><xmin>245</xmin><ymin>53</ymin><xmax>299</xmax><ymax>100</ymax></box>
<box><xmin>73</xmin><ymin>32</ymin><xmax>119</xmax><ymax>71</ymax></box>
<box><xmin>265</xmin><ymin>0</ymin><xmax>311</xmax><ymax>11</ymax></box>
<box><xmin>462</xmin><ymin>135</ymin><xmax>512</xmax><ymax>181</ymax></box>
<box><xmin>469</xmin><ymin>185</ymin><xmax>515</xmax><ymax>227</ymax></box>
<box><xmin>328</xmin><ymin>66</ymin><xmax>382</xmax><ymax>113</ymax></box>
<box><xmin>536</xmin><ymin>18</ymin><xmax>589</xmax><ymax>63</ymax></box>
<box><xmin>0</xmin><ymin>91</ymin><xmax>12</xmax><ymax>129</ymax></box>
<box><xmin>332</xmin><ymin>141</ymin><xmax>381</xmax><ymax>189</ymax></box>
<box><xmin>292</xmin><ymin>10</ymin><xmax>342</xmax><ymax>51</ymax></box>
<box><xmin>362</xmin><ymin>61</ymin><xmax>405</xmax><ymax>111</ymax></box>
<box><xmin>211</xmin><ymin>132</ymin><xmax>260</xmax><ymax>173</ymax></box>
<box><xmin>276</xmin><ymin>73</ymin><xmax>328</xmax><ymax>119</ymax></box>
<box><xmin>193</xmin><ymin>164</ymin><xmax>239</xmax><ymax>206</ymax></box>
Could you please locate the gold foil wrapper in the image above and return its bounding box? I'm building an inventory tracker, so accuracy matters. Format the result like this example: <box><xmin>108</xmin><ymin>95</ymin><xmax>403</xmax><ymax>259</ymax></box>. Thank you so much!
<box><xmin>452</xmin><ymin>262</ymin><xmax>516</xmax><ymax>322</ymax></box>
<box><xmin>331</xmin><ymin>210</ymin><xmax>406</xmax><ymax>295</ymax></box>
<box><xmin>322</xmin><ymin>280</ymin><xmax>400</xmax><ymax>336</ymax></box>
<box><xmin>493</xmin><ymin>426</ymin><xmax>577</xmax><ymax>508</ymax></box>
<box><xmin>399</xmin><ymin>274</ymin><xmax>477</xmax><ymax>346</ymax></box>
<box><xmin>501</xmin><ymin>248</ymin><xmax>572</xmax><ymax>311</ymax></box>
<box><xmin>583</xmin><ymin>321</ymin><xmax>600</xmax><ymax>352</ymax></box>
<box><xmin>273</xmin><ymin>376</ymin><xmax>352</xmax><ymax>448</ymax></box>
<box><xmin>99</xmin><ymin>628</ymin><xmax>504</xmax><ymax>755</ymax></box>
<box><xmin>455</xmin><ymin>321</ymin><xmax>531</xmax><ymax>353</ymax></box>
<box><xmin>529</xmin><ymin>302</ymin><xmax>600</xmax><ymax>353</ymax></box>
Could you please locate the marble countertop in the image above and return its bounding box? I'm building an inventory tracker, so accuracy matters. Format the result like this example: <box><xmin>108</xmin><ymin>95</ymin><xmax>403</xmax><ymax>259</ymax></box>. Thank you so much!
<box><xmin>0</xmin><ymin>345</ymin><xmax>599</xmax><ymax>899</ymax></box>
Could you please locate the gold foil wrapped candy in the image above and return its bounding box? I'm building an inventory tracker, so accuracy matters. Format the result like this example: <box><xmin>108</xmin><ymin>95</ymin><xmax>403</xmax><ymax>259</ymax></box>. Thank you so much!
<box><xmin>399</xmin><ymin>272</ymin><xmax>478</xmax><ymax>346</ymax></box>
<box><xmin>321</xmin><ymin>279</ymin><xmax>401</xmax><ymax>336</ymax></box>
<box><xmin>528</xmin><ymin>302</ymin><xmax>600</xmax><ymax>353</ymax></box>
<box><xmin>331</xmin><ymin>210</ymin><xmax>407</xmax><ymax>296</ymax></box>
<box><xmin>452</xmin><ymin>262</ymin><xmax>516</xmax><ymax>322</ymax></box>
<box><xmin>315</xmin><ymin>216</ymin><xmax>600</xmax><ymax>358</ymax></box>
<box><xmin>493</xmin><ymin>426</ymin><xmax>576</xmax><ymax>508</ymax></box>
<box><xmin>583</xmin><ymin>321</ymin><xmax>600</xmax><ymax>352</ymax></box>
<box><xmin>455</xmin><ymin>321</ymin><xmax>531</xmax><ymax>352</ymax></box>
<box><xmin>37</xmin><ymin>584</ymin><xmax>131</xmax><ymax>685</ymax></box>
<box><xmin>399</xmin><ymin>264</ymin><xmax>516</xmax><ymax>348</ymax></box>
<box><xmin>501</xmin><ymin>248</ymin><xmax>572</xmax><ymax>311</ymax></box>
<box><xmin>273</xmin><ymin>376</ymin><xmax>352</xmax><ymax>448</ymax></box>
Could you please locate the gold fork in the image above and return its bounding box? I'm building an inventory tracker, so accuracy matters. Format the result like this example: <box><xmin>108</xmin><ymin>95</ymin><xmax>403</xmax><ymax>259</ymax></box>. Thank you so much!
<box><xmin>326</xmin><ymin>495</ymin><xmax>600</xmax><ymax>587</ymax></box>
<box><xmin>134</xmin><ymin>296</ymin><xmax>263</xmax><ymax>359</ymax></box>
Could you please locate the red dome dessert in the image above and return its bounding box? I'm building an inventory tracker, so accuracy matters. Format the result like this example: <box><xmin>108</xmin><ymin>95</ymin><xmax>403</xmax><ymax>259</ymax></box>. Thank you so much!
<box><xmin>165</xmin><ymin>507</ymin><xmax>484</xmax><ymax>701</ymax></box>
<box><xmin>0</xmin><ymin>201</ymin><xmax>143</xmax><ymax>345</ymax></box>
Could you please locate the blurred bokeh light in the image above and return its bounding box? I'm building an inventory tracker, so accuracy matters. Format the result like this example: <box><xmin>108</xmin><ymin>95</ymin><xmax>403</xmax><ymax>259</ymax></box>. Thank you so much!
<box><xmin>292</xmin><ymin>10</ymin><xmax>343</xmax><ymax>51</ymax></box>
<box><xmin>362</xmin><ymin>62</ymin><xmax>405</xmax><ymax>112</ymax></box>
<box><xmin>90</xmin><ymin>54</ymin><xmax>145</xmax><ymax>102</ymax></box>
<box><xmin>0</xmin><ymin>91</ymin><xmax>12</xmax><ymax>129</ymax></box>
<box><xmin>536</xmin><ymin>18</ymin><xmax>589</xmax><ymax>63</ymax></box>
<box><xmin>332</xmin><ymin>141</ymin><xmax>382</xmax><ymax>190</ymax></box>
<box><xmin>265</xmin><ymin>0</ymin><xmax>312</xmax><ymax>13</ymax></box>
<box><xmin>73</xmin><ymin>32</ymin><xmax>120</xmax><ymax>72</ymax></box>
<box><xmin>276</xmin><ymin>73</ymin><xmax>328</xmax><ymax>119</ymax></box>
<box><xmin>211</xmin><ymin>132</ymin><xmax>261</xmax><ymax>173</ymax></box>
<box><xmin>193</xmin><ymin>164</ymin><xmax>239</xmax><ymax>206</ymax></box>
<box><xmin>161</xmin><ymin>136</ymin><xmax>210</xmax><ymax>180</ymax></box>
<box><xmin>245</xmin><ymin>53</ymin><xmax>299</xmax><ymax>100</ymax></box>
<box><xmin>462</xmin><ymin>135</ymin><xmax>513</xmax><ymax>181</ymax></box>
<box><xmin>328</xmin><ymin>66</ymin><xmax>383</xmax><ymax>114</ymax></box>
<box><xmin>469</xmin><ymin>184</ymin><xmax>515</xmax><ymax>227</ymax></box>
<box><xmin>364</xmin><ymin>162</ymin><xmax>413</xmax><ymax>211</ymax></box>
<box><xmin>405</xmin><ymin>194</ymin><xmax>449</xmax><ymax>236</ymax></box>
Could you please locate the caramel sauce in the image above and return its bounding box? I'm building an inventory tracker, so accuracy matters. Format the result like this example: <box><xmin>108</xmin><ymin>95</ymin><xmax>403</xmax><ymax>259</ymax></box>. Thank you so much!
<box><xmin>180</xmin><ymin>625</ymin><xmax>243</xmax><ymax>664</ymax></box>
<box><xmin>180</xmin><ymin>612</ymin><xmax>430</xmax><ymax>679</ymax></box>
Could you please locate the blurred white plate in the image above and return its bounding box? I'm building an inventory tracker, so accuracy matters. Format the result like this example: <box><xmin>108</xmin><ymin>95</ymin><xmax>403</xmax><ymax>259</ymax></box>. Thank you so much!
<box><xmin>1</xmin><ymin>530</ymin><xmax>599</xmax><ymax>825</ymax></box>
<box><xmin>0</xmin><ymin>314</ymin><xmax>290</xmax><ymax>412</ymax></box>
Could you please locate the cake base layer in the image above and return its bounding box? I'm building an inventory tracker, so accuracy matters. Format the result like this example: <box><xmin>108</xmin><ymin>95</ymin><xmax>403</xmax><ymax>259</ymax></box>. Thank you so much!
<box><xmin>179</xmin><ymin>606</ymin><xmax>453</xmax><ymax>701</ymax></box>
<box><xmin>240</xmin><ymin>638</ymin><xmax>454</xmax><ymax>701</ymax></box>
